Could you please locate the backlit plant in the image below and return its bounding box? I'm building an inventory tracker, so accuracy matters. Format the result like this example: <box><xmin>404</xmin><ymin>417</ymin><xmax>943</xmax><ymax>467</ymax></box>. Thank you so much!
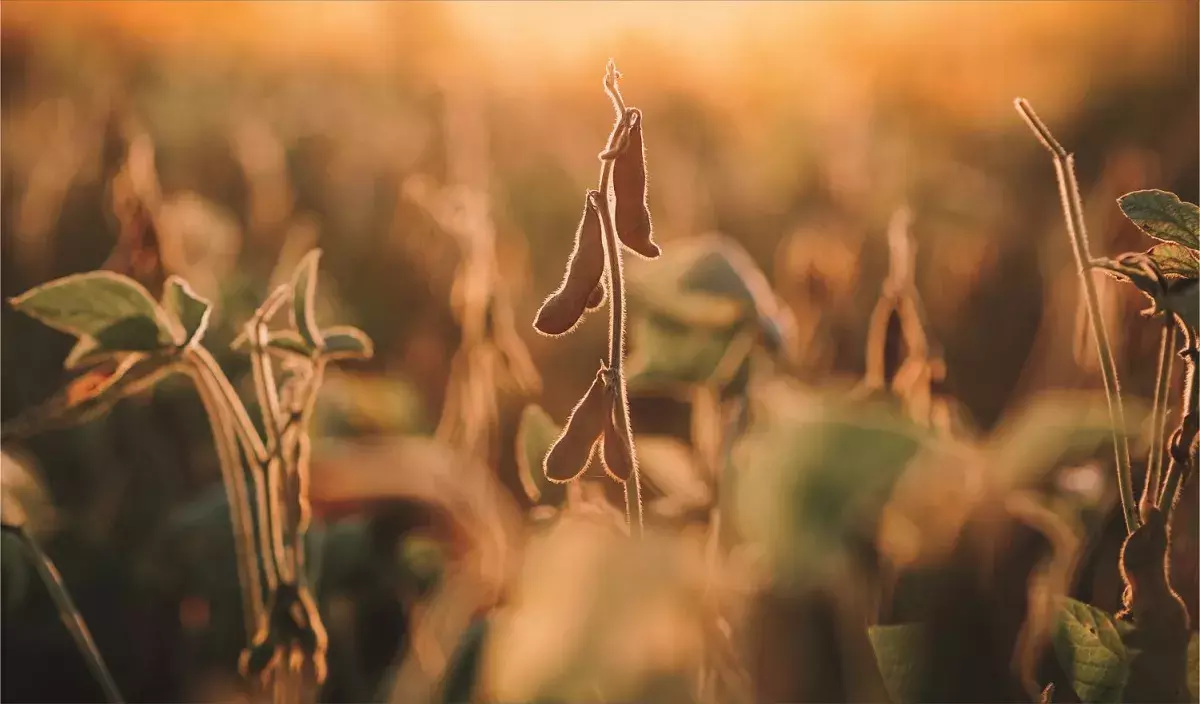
<box><xmin>9</xmin><ymin>250</ymin><xmax>373</xmax><ymax>702</ymax></box>
<box><xmin>531</xmin><ymin>61</ymin><xmax>658</xmax><ymax>536</ymax></box>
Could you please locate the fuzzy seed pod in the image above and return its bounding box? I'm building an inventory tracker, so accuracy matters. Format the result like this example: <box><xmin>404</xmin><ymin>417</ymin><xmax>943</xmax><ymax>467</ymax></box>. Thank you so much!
<box><xmin>544</xmin><ymin>370</ymin><xmax>609</xmax><ymax>482</ymax></box>
<box><xmin>534</xmin><ymin>191</ymin><xmax>606</xmax><ymax>336</ymax></box>
<box><xmin>585</xmin><ymin>282</ymin><xmax>607</xmax><ymax>310</ymax></box>
<box><xmin>613</xmin><ymin>108</ymin><xmax>660</xmax><ymax>259</ymax></box>
<box><xmin>601</xmin><ymin>400</ymin><xmax>635</xmax><ymax>482</ymax></box>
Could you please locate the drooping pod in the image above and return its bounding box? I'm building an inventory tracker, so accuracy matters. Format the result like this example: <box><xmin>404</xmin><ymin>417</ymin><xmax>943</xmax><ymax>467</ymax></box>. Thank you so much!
<box><xmin>612</xmin><ymin>108</ymin><xmax>660</xmax><ymax>259</ymax></box>
<box><xmin>600</xmin><ymin>391</ymin><xmax>635</xmax><ymax>482</ymax></box>
<box><xmin>544</xmin><ymin>368</ymin><xmax>610</xmax><ymax>482</ymax></box>
<box><xmin>585</xmin><ymin>282</ymin><xmax>607</xmax><ymax>311</ymax></box>
<box><xmin>534</xmin><ymin>191</ymin><xmax>606</xmax><ymax>336</ymax></box>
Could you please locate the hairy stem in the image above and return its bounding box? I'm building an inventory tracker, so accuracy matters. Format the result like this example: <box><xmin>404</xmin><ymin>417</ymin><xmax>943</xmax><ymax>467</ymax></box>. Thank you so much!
<box><xmin>10</xmin><ymin>526</ymin><xmax>123</xmax><ymax>703</ymax></box>
<box><xmin>1159</xmin><ymin>321</ymin><xmax>1197</xmax><ymax>512</ymax></box>
<box><xmin>599</xmin><ymin>61</ymin><xmax>643</xmax><ymax>537</ymax></box>
<box><xmin>1015</xmin><ymin>98</ymin><xmax>1138</xmax><ymax>533</ymax></box>
<box><xmin>1144</xmin><ymin>320</ymin><xmax>1176</xmax><ymax>510</ymax></box>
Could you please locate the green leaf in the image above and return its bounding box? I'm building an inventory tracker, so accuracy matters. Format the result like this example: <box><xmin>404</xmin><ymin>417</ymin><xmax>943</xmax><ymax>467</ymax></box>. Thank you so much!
<box><xmin>321</xmin><ymin>326</ymin><xmax>374</xmax><ymax>361</ymax></box>
<box><xmin>625</xmin><ymin>315</ymin><xmax>751</xmax><ymax>395</ymax></box>
<box><xmin>732</xmin><ymin>392</ymin><xmax>927</xmax><ymax>588</ymax></box>
<box><xmin>868</xmin><ymin>623</ymin><xmax>930</xmax><ymax>704</ymax></box>
<box><xmin>1147</xmin><ymin>243</ymin><xmax>1200</xmax><ymax>279</ymax></box>
<box><xmin>1052</xmin><ymin>598</ymin><xmax>1131</xmax><ymax>703</ymax></box>
<box><xmin>627</xmin><ymin>233</ymin><xmax>794</xmax><ymax>344</ymax></box>
<box><xmin>291</xmin><ymin>249</ymin><xmax>324</xmax><ymax>348</ymax></box>
<box><xmin>1187</xmin><ymin>633</ymin><xmax>1198</xmax><ymax>703</ymax></box>
<box><xmin>10</xmin><ymin>271</ymin><xmax>179</xmax><ymax>353</ymax></box>
<box><xmin>1118</xmin><ymin>190</ymin><xmax>1200</xmax><ymax>250</ymax></box>
<box><xmin>161</xmin><ymin>276</ymin><xmax>212</xmax><ymax>346</ymax></box>
<box><xmin>515</xmin><ymin>404</ymin><xmax>567</xmax><ymax>507</ymax></box>
<box><xmin>231</xmin><ymin>329</ymin><xmax>313</xmax><ymax>358</ymax></box>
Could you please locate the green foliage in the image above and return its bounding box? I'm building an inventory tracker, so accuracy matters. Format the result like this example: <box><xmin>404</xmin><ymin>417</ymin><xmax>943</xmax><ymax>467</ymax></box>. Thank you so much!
<box><xmin>515</xmin><ymin>404</ymin><xmax>567</xmax><ymax>507</ymax></box>
<box><xmin>625</xmin><ymin>234</ymin><xmax>792</xmax><ymax>395</ymax></box>
<box><xmin>320</xmin><ymin>326</ymin><xmax>374</xmax><ymax>361</ymax></box>
<box><xmin>10</xmin><ymin>271</ymin><xmax>179</xmax><ymax>356</ymax></box>
<box><xmin>161</xmin><ymin>276</ymin><xmax>213</xmax><ymax>347</ymax></box>
<box><xmin>1145</xmin><ymin>243</ymin><xmax>1200</xmax><ymax>279</ymax></box>
<box><xmin>626</xmin><ymin>314</ymin><xmax>752</xmax><ymax>394</ymax></box>
<box><xmin>291</xmin><ymin>249</ymin><xmax>324</xmax><ymax>348</ymax></box>
<box><xmin>868</xmin><ymin>623</ymin><xmax>930</xmax><ymax>704</ymax></box>
<box><xmin>732</xmin><ymin>390</ymin><xmax>927</xmax><ymax>587</ymax></box>
<box><xmin>1117</xmin><ymin>190</ymin><xmax>1200</xmax><ymax>251</ymax></box>
<box><xmin>1052</xmin><ymin>598</ymin><xmax>1133</xmax><ymax>704</ymax></box>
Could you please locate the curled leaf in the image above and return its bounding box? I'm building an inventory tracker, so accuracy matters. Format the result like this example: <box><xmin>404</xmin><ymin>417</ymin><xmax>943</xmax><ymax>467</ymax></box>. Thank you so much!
<box><xmin>1146</xmin><ymin>243</ymin><xmax>1200</xmax><ymax>279</ymax></box>
<box><xmin>291</xmin><ymin>249</ymin><xmax>324</xmax><ymax>348</ymax></box>
<box><xmin>544</xmin><ymin>370</ymin><xmax>609</xmax><ymax>483</ymax></box>
<box><xmin>320</xmin><ymin>326</ymin><xmax>374</xmax><ymax>361</ymax></box>
<box><xmin>161</xmin><ymin>275</ymin><xmax>212</xmax><ymax>347</ymax></box>
<box><xmin>613</xmin><ymin>108</ymin><xmax>659</xmax><ymax>259</ymax></box>
<box><xmin>534</xmin><ymin>191</ymin><xmax>606</xmax><ymax>336</ymax></box>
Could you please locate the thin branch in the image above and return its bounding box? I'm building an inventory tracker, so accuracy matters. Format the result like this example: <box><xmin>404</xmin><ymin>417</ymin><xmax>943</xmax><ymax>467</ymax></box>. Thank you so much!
<box><xmin>10</xmin><ymin>526</ymin><xmax>124</xmax><ymax>703</ymax></box>
<box><xmin>1160</xmin><ymin>320</ymin><xmax>1197</xmax><ymax>511</ymax></box>
<box><xmin>1143</xmin><ymin>320</ymin><xmax>1176</xmax><ymax>509</ymax></box>
<box><xmin>1015</xmin><ymin>98</ymin><xmax>1138</xmax><ymax>533</ymax></box>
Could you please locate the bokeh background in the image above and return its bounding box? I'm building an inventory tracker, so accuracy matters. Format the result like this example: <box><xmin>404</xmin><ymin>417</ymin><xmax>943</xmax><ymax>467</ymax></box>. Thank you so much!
<box><xmin>1</xmin><ymin>2</ymin><xmax>1197</xmax><ymax>702</ymax></box>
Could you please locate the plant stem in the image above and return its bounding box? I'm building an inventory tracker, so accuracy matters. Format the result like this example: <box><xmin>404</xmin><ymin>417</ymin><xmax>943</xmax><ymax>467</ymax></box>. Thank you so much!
<box><xmin>599</xmin><ymin>61</ymin><xmax>643</xmax><ymax>537</ymax></box>
<box><xmin>1159</xmin><ymin>320</ymin><xmax>1197</xmax><ymax>512</ymax></box>
<box><xmin>188</xmin><ymin>357</ymin><xmax>267</xmax><ymax>642</ymax></box>
<box><xmin>1015</xmin><ymin>98</ymin><xmax>1138</xmax><ymax>533</ymax></box>
<box><xmin>1143</xmin><ymin>320</ymin><xmax>1176</xmax><ymax>510</ymax></box>
<box><xmin>11</xmin><ymin>526</ymin><xmax>123</xmax><ymax>703</ymax></box>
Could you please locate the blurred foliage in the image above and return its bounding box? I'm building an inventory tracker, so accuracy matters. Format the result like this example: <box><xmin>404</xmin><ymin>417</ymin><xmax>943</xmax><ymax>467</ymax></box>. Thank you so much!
<box><xmin>1</xmin><ymin>2</ymin><xmax>1198</xmax><ymax>703</ymax></box>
